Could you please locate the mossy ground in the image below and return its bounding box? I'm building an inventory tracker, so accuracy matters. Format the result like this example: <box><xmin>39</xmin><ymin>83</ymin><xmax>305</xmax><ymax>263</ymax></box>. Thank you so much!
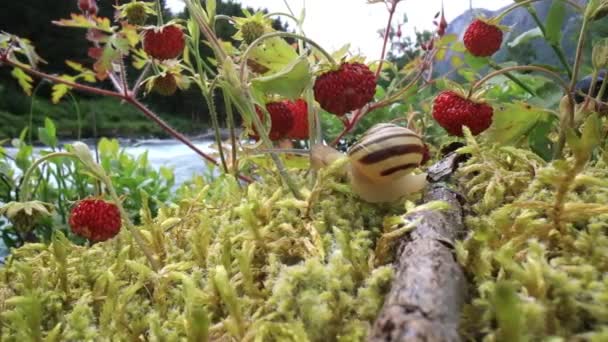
<box><xmin>456</xmin><ymin>133</ymin><xmax>608</xmax><ymax>341</ymax></box>
<box><xmin>0</xmin><ymin>170</ymin><xmax>411</xmax><ymax>341</ymax></box>
<box><xmin>1</xmin><ymin>131</ymin><xmax>608</xmax><ymax>341</ymax></box>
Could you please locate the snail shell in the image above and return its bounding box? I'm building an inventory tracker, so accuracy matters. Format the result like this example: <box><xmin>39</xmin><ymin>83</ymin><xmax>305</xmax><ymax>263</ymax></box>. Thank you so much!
<box><xmin>312</xmin><ymin>123</ymin><xmax>427</xmax><ymax>203</ymax></box>
<box><xmin>347</xmin><ymin>123</ymin><xmax>425</xmax><ymax>184</ymax></box>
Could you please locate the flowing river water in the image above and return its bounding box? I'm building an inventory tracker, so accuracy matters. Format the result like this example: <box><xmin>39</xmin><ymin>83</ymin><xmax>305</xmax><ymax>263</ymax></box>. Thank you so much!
<box><xmin>1</xmin><ymin>139</ymin><xmax>217</xmax><ymax>261</ymax></box>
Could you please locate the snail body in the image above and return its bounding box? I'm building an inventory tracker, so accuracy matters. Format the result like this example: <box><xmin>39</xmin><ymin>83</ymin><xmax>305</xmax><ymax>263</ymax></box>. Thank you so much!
<box><xmin>312</xmin><ymin>123</ymin><xmax>427</xmax><ymax>203</ymax></box>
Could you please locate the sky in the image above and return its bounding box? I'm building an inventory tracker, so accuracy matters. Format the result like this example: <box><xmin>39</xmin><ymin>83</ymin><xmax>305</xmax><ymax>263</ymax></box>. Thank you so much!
<box><xmin>166</xmin><ymin>0</ymin><xmax>513</xmax><ymax>58</ymax></box>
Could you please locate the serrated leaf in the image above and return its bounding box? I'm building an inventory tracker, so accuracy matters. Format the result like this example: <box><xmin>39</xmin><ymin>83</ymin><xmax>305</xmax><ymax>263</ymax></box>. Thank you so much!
<box><xmin>251</xmin><ymin>54</ymin><xmax>311</xmax><ymax>99</ymax></box>
<box><xmin>485</xmin><ymin>102</ymin><xmax>551</xmax><ymax>145</ymax></box>
<box><xmin>66</xmin><ymin>60</ymin><xmax>85</xmax><ymax>72</ymax></box>
<box><xmin>93</xmin><ymin>44</ymin><xmax>120</xmax><ymax>80</ymax></box>
<box><xmin>52</xmin><ymin>14</ymin><xmax>113</xmax><ymax>33</ymax></box>
<box><xmin>508</xmin><ymin>27</ymin><xmax>543</xmax><ymax>48</ymax></box>
<box><xmin>52</xmin><ymin>83</ymin><xmax>71</xmax><ymax>104</ymax></box>
<box><xmin>11</xmin><ymin>67</ymin><xmax>34</xmax><ymax>96</ymax></box>
<box><xmin>545</xmin><ymin>1</ymin><xmax>566</xmax><ymax>45</ymax></box>
<box><xmin>121</xmin><ymin>25</ymin><xmax>140</xmax><ymax>47</ymax></box>
<box><xmin>14</xmin><ymin>36</ymin><xmax>46</xmax><ymax>67</ymax></box>
<box><xmin>247</xmin><ymin>37</ymin><xmax>298</xmax><ymax>74</ymax></box>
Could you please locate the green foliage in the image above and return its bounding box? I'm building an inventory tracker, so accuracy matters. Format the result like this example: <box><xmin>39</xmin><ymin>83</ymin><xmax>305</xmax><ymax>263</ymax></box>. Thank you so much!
<box><xmin>0</xmin><ymin>85</ymin><xmax>206</xmax><ymax>139</ymax></box>
<box><xmin>0</xmin><ymin>118</ymin><xmax>176</xmax><ymax>250</ymax></box>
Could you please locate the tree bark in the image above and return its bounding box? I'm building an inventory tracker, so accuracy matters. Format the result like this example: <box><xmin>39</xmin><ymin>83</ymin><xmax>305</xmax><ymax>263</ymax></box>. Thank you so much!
<box><xmin>369</xmin><ymin>152</ymin><xmax>468</xmax><ymax>342</ymax></box>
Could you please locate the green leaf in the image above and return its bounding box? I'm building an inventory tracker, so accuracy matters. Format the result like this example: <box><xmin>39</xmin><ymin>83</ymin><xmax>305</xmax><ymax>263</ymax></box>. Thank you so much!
<box><xmin>51</xmin><ymin>83</ymin><xmax>72</xmax><ymax>104</ymax></box>
<box><xmin>11</xmin><ymin>68</ymin><xmax>34</xmax><ymax>96</ymax></box>
<box><xmin>44</xmin><ymin>118</ymin><xmax>57</xmax><ymax>147</ymax></box>
<box><xmin>93</xmin><ymin>44</ymin><xmax>120</xmax><ymax>80</ymax></box>
<box><xmin>565</xmin><ymin>127</ymin><xmax>583</xmax><ymax>157</ymax></box>
<box><xmin>528</xmin><ymin>115</ymin><xmax>557</xmax><ymax>161</ymax></box>
<box><xmin>251</xmin><ymin>55</ymin><xmax>311</xmax><ymax>100</ymax></box>
<box><xmin>581</xmin><ymin>112</ymin><xmax>601</xmax><ymax>154</ymax></box>
<box><xmin>206</xmin><ymin>0</ymin><xmax>216</xmax><ymax>27</ymax></box>
<box><xmin>98</xmin><ymin>137</ymin><xmax>120</xmax><ymax>157</ymax></box>
<box><xmin>247</xmin><ymin>37</ymin><xmax>298</xmax><ymax>74</ymax></box>
<box><xmin>15</xmin><ymin>144</ymin><xmax>33</xmax><ymax>171</ymax></box>
<box><xmin>464</xmin><ymin>52</ymin><xmax>489</xmax><ymax>71</ymax></box>
<box><xmin>159</xmin><ymin>166</ymin><xmax>175</xmax><ymax>182</ymax></box>
<box><xmin>451</xmin><ymin>41</ymin><xmax>466</xmax><ymax>53</ymax></box>
<box><xmin>52</xmin><ymin>14</ymin><xmax>113</xmax><ymax>33</ymax></box>
<box><xmin>507</xmin><ymin>27</ymin><xmax>543</xmax><ymax>48</ymax></box>
<box><xmin>545</xmin><ymin>1</ymin><xmax>566</xmax><ymax>45</ymax></box>
<box><xmin>485</xmin><ymin>102</ymin><xmax>551</xmax><ymax>145</ymax></box>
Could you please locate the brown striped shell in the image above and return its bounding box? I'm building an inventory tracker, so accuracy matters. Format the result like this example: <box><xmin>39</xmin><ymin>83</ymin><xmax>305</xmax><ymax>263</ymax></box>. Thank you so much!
<box><xmin>347</xmin><ymin>123</ymin><xmax>424</xmax><ymax>184</ymax></box>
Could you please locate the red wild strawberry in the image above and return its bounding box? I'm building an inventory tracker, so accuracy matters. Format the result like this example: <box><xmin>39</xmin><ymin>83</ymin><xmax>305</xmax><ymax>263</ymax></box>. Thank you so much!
<box><xmin>78</xmin><ymin>0</ymin><xmax>98</xmax><ymax>15</ymax></box>
<box><xmin>432</xmin><ymin>90</ymin><xmax>493</xmax><ymax>136</ymax></box>
<box><xmin>252</xmin><ymin>101</ymin><xmax>295</xmax><ymax>141</ymax></box>
<box><xmin>313</xmin><ymin>62</ymin><xmax>377</xmax><ymax>116</ymax></box>
<box><xmin>463</xmin><ymin>19</ymin><xmax>503</xmax><ymax>57</ymax></box>
<box><xmin>69</xmin><ymin>198</ymin><xmax>122</xmax><ymax>242</ymax></box>
<box><xmin>143</xmin><ymin>24</ymin><xmax>185</xmax><ymax>61</ymax></box>
<box><xmin>286</xmin><ymin>99</ymin><xmax>309</xmax><ymax>139</ymax></box>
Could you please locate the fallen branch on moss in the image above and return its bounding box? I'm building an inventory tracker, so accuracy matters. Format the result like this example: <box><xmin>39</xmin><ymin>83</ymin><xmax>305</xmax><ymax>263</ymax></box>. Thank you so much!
<box><xmin>369</xmin><ymin>152</ymin><xmax>468</xmax><ymax>342</ymax></box>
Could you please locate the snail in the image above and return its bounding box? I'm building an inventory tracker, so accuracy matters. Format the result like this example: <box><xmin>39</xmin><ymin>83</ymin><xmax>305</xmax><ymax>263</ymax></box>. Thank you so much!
<box><xmin>311</xmin><ymin>123</ymin><xmax>428</xmax><ymax>203</ymax></box>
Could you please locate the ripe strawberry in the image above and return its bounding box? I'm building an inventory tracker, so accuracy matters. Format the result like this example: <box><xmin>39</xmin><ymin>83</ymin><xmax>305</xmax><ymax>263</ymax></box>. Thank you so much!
<box><xmin>463</xmin><ymin>19</ymin><xmax>503</xmax><ymax>57</ymax></box>
<box><xmin>143</xmin><ymin>24</ymin><xmax>185</xmax><ymax>61</ymax></box>
<box><xmin>69</xmin><ymin>198</ymin><xmax>122</xmax><ymax>242</ymax></box>
<box><xmin>313</xmin><ymin>62</ymin><xmax>377</xmax><ymax>116</ymax></box>
<box><xmin>152</xmin><ymin>73</ymin><xmax>178</xmax><ymax>96</ymax></box>
<box><xmin>432</xmin><ymin>90</ymin><xmax>493</xmax><ymax>136</ymax></box>
<box><xmin>78</xmin><ymin>0</ymin><xmax>98</xmax><ymax>15</ymax></box>
<box><xmin>286</xmin><ymin>99</ymin><xmax>309</xmax><ymax>139</ymax></box>
<box><xmin>252</xmin><ymin>101</ymin><xmax>295</xmax><ymax>141</ymax></box>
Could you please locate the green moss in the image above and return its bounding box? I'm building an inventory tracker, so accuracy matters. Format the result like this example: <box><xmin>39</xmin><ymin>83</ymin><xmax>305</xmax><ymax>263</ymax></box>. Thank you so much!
<box><xmin>0</xmin><ymin>170</ymin><xmax>409</xmax><ymax>341</ymax></box>
<box><xmin>456</xmin><ymin>131</ymin><xmax>608</xmax><ymax>340</ymax></box>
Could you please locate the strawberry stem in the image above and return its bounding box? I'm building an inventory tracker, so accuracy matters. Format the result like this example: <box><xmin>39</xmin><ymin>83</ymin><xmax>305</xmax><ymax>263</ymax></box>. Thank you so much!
<box><xmin>155</xmin><ymin>0</ymin><xmax>164</xmax><ymax>26</ymax></box>
<box><xmin>524</xmin><ymin>6</ymin><xmax>573</xmax><ymax>79</ymax></box>
<box><xmin>487</xmin><ymin>60</ymin><xmax>537</xmax><ymax>97</ymax></box>
<box><xmin>375</xmin><ymin>0</ymin><xmax>400</xmax><ymax>80</ymax></box>
<box><xmin>222</xmin><ymin>88</ymin><xmax>240</xmax><ymax>180</ymax></box>
<box><xmin>19</xmin><ymin>152</ymin><xmax>74</xmax><ymax>202</ymax></box>
<box><xmin>494</xmin><ymin>0</ymin><xmax>582</xmax><ymax>23</ymax></box>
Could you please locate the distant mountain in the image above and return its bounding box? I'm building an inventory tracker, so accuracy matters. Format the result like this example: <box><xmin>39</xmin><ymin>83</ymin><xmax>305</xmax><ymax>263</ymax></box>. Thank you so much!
<box><xmin>434</xmin><ymin>0</ymin><xmax>590</xmax><ymax>77</ymax></box>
